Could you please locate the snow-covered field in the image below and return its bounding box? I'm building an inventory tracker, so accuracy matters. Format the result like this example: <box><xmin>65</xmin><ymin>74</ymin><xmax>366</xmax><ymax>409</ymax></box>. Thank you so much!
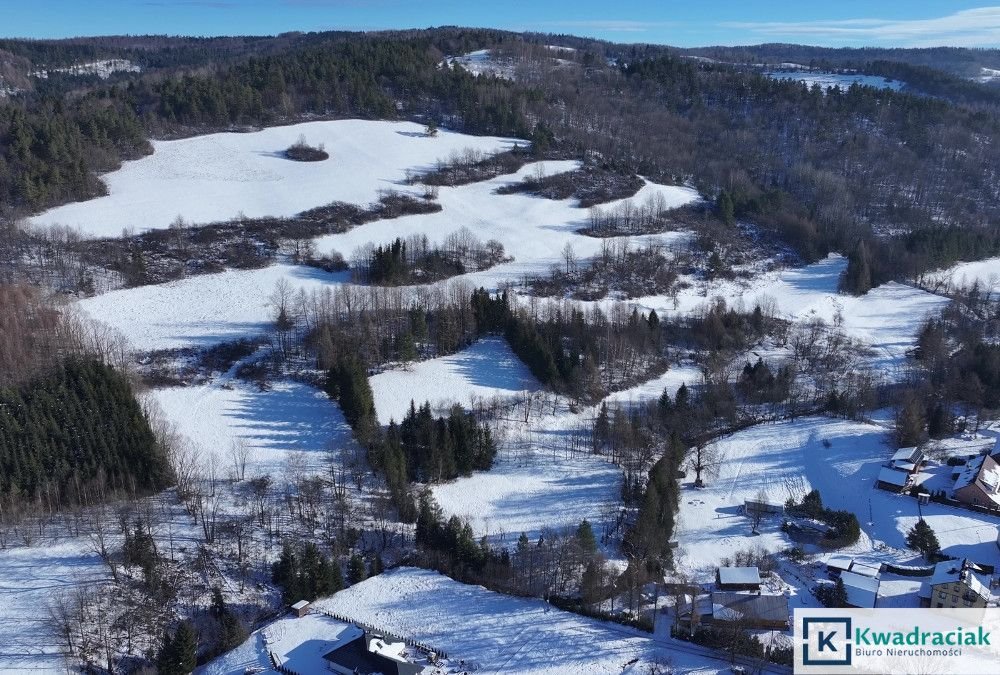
<box><xmin>150</xmin><ymin>377</ymin><xmax>356</xmax><ymax>479</ymax></box>
<box><xmin>431</xmin><ymin>405</ymin><xmax>620</xmax><ymax>550</ymax></box>
<box><xmin>445</xmin><ymin>49</ymin><xmax>516</xmax><ymax>79</ymax></box>
<box><xmin>926</xmin><ymin>257</ymin><xmax>1000</xmax><ymax>293</ymax></box>
<box><xmin>603</xmin><ymin>361</ymin><xmax>702</xmax><ymax>406</ymax></box>
<box><xmin>764</xmin><ymin>70</ymin><xmax>903</xmax><ymax>91</ymax></box>
<box><xmin>31</xmin><ymin>59</ymin><xmax>141</xmax><ymax>80</ymax></box>
<box><xmin>32</xmin><ymin>120</ymin><xmax>520</xmax><ymax>236</ymax></box>
<box><xmin>313</xmin><ymin>159</ymin><xmax>699</xmax><ymax>286</ymax></box>
<box><xmin>0</xmin><ymin>540</ymin><xmax>109</xmax><ymax>672</ymax></box>
<box><xmin>673</xmin><ymin>416</ymin><xmax>1000</xmax><ymax>582</ymax></box>
<box><xmin>77</xmin><ymin>264</ymin><xmax>349</xmax><ymax>352</ymax></box>
<box><xmin>623</xmin><ymin>254</ymin><xmax>949</xmax><ymax>375</ymax></box>
<box><xmin>307</xmin><ymin>567</ymin><xmax>724</xmax><ymax>675</ymax></box>
<box><xmin>369</xmin><ymin>337</ymin><xmax>541</xmax><ymax>424</ymax></box>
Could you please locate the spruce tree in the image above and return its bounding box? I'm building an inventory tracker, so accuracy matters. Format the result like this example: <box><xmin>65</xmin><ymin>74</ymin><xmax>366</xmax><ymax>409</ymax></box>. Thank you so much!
<box><xmin>348</xmin><ymin>553</ymin><xmax>367</xmax><ymax>585</ymax></box>
<box><xmin>906</xmin><ymin>519</ymin><xmax>941</xmax><ymax>560</ymax></box>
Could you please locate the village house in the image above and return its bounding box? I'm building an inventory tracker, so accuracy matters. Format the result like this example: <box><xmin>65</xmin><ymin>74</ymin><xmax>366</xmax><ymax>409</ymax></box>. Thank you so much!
<box><xmin>919</xmin><ymin>559</ymin><xmax>991</xmax><ymax>609</ymax></box>
<box><xmin>716</xmin><ymin>567</ymin><xmax>762</xmax><ymax>591</ymax></box>
<box><xmin>322</xmin><ymin>630</ymin><xmax>423</xmax><ymax>675</ymax></box>
<box><xmin>890</xmin><ymin>446</ymin><xmax>924</xmax><ymax>474</ymax></box>
<box><xmin>952</xmin><ymin>453</ymin><xmax>1000</xmax><ymax>510</ymax></box>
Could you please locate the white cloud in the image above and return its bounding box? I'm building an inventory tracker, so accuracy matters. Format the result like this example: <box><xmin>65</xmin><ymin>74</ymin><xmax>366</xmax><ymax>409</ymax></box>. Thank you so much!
<box><xmin>724</xmin><ymin>7</ymin><xmax>1000</xmax><ymax>47</ymax></box>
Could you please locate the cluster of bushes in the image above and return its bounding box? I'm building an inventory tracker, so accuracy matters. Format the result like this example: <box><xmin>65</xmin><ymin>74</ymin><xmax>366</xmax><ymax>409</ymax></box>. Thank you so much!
<box><xmin>284</xmin><ymin>135</ymin><xmax>328</xmax><ymax>162</ymax></box>
<box><xmin>353</xmin><ymin>232</ymin><xmax>507</xmax><ymax>286</ymax></box>
<box><xmin>738</xmin><ymin>357</ymin><xmax>793</xmax><ymax>404</ymax></box>
<box><xmin>785</xmin><ymin>490</ymin><xmax>861</xmax><ymax>547</ymax></box>
<box><xmin>496</xmin><ymin>165</ymin><xmax>643</xmax><ymax>207</ymax></box>
<box><xmin>527</xmin><ymin>240</ymin><xmax>681</xmax><ymax>301</ymax></box>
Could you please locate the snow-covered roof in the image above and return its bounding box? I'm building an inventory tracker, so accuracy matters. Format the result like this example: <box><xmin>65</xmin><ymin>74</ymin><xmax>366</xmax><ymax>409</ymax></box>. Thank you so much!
<box><xmin>953</xmin><ymin>454</ymin><xmax>1000</xmax><ymax>505</ymax></box>
<box><xmin>717</xmin><ymin>567</ymin><xmax>761</xmax><ymax>586</ymax></box>
<box><xmin>290</xmin><ymin>600</ymin><xmax>310</xmax><ymax>610</ymax></box>
<box><xmin>893</xmin><ymin>461</ymin><xmax>918</xmax><ymax>472</ymax></box>
<box><xmin>877</xmin><ymin>467</ymin><xmax>910</xmax><ymax>487</ymax></box>
<box><xmin>892</xmin><ymin>447</ymin><xmax>922</xmax><ymax>463</ymax></box>
<box><xmin>710</xmin><ymin>592</ymin><xmax>788</xmax><ymax>624</ymax></box>
<box><xmin>928</xmin><ymin>560</ymin><xmax>990</xmax><ymax>601</ymax></box>
<box><xmin>841</xmin><ymin>571</ymin><xmax>879</xmax><ymax>608</ymax></box>
<box><xmin>826</xmin><ymin>555</ymin><xmax>853</xmax><ymax>572</ymax></box>
<box><xmin>850</xmin><ymin>562</ymin><xmax>881</xmax><ymax>578</ymax></box>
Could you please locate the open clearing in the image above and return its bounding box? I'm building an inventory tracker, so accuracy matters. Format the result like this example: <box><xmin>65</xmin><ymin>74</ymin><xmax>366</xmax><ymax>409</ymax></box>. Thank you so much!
<box><xmin>31</xmin><ymin>120</ymin><xmax>520</xmax><ymax>236</ymax></box>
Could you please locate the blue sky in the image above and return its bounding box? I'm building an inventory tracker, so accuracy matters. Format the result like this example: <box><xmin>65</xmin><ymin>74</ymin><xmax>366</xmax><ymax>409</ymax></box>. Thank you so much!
<box><xmin>4</xmin><ymin>1</ymin><xmax>1000</xmax><ymax>47</ymax></box>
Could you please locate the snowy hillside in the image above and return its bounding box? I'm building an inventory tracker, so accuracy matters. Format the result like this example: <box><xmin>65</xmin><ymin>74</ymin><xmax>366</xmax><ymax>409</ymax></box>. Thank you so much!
<box><xmin>673</xmin><ymin>416</ymin><xmax>1000</xmax><ymax>582</ymax></box>
<box><xmin>32</xmin><ymin>120</ymin><xmax>521</xmax><ymax>236</ymax></box>
<box><xmin>369</xmin><ymin>337</ymin><xmax>541</xmax><ymax>424</ymax></box>
<box><xmin>926</xmin><ymin>257</ymin><xmax>1000</xmax><ymax>293</ymax></box>
<box><xmin>764</xmin><ymin>70</ymin><xmax>903</xmax><ymax>91</ymax></box>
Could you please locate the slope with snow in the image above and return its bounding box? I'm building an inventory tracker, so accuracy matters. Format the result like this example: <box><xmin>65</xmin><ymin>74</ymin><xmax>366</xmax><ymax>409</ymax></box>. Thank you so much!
<box><xmin>313</xmin><ymin>159</ymin><xmax>699</xmax><ymax>286</ymax></box>
<box><xmin>764</xmin><ymin>70</ymin><xmax>903</xmax><ymax>92</ymax></box>
<box><xmin>74</xmin><ymin>162</ymin><xmax>699</xmax><ymax>353</ymax></box>
<box><xmin>926</xmin><ymin>257</ymin><xmax>1000</xmax><ymax>293</ymax></box>
<box><xmin>618</xmin><ymin>254</ymin><xmax>949</xmax><ymax>376</ymax></box>
<box><xmin>673</xmin><ymin>416</ymin><xmax>1000</xmax><ymax>582</ymax></box>
<box><xmin>369</xmin><ymin>337</ymin><xmax>541</xmax><ymax>424</ymax></box>
<box><xmin>32</xmin><ymin>120</ymin><xmax>520</xmax><ymax>236</ymax></box>
<box><xmin>150</xmin><ymin>377</ymin><xmax>356</xmax><ymax>479</ymax></box>
<box><xmin>31</xmin><ymin>59</ymin><xmax>141</xmax><ymax>79</ymax></box>
<box><xmin>310</xmin><ymin>567</ymin><xmax>725</xmax><ymax>675</ymax></box>
<box><xmin>77</xmin><ymin>264</ymin><xmax>349</xmax><ymax>352</ymax></box>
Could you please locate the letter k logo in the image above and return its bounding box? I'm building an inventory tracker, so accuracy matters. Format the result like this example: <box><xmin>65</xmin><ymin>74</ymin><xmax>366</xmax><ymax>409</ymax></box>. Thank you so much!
<box><xmin>801</xmin><ymin>616</ymin><xmax>852</xmax><ymax>667</ymax></box>
<box><xmin>818</xmin><ymin>630</ymin><xmax>838</xmax><ymax>652</ymax></box>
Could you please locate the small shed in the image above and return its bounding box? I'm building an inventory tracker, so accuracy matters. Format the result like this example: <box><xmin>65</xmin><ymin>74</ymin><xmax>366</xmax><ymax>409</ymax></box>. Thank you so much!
<box><xmin>841</xmin><ymin>571</ymin><xmax>879</xmax><ymax>609</ymax></box>
<box><xmin>744</xmin><ymin>498</ymin><xmax>784</xmax><ymax>515</ymax></box>
<box><xmin>876</xmin><ymin>467</ymin><xmax>911</xmax><ymax>492</ymax></box>
<box><xmin>716</xmin><ymin>566</ymin><xmax>761</xmax><ymax>591</ymax></box>
<box><xmin>825</xmin><ymin>555</ymin><xmax>853</xmax><ymax>577</ymax></box>
<box><xmin>849</xmin><ymin>561</ymin><xmax>881</xmax><ymax>578</ymax></box>
<box><xmin>290</xmin><ymin>599</ymin><xmax>311</xmax><ymax>618</ymax></box>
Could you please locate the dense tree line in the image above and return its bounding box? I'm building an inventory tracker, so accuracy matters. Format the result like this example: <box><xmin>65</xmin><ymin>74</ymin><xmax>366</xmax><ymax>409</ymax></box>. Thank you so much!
<box><xmin>0</xmin><ymin>358</ymin><xmax>173</xmax><ymax>507</ymax></box>
<box><xmin>674</xmin><ymin>43</ymin><xmax>1000</xmax><ymax>80</ymax></box>
<box><xmin>271</xmin><ymin>541</ymin><xmax>344</xmax><ymax>603</ymax></box>
<box><xmin>384</xmin><ymin>402</ymin><xmax>497</xmax><ymax>483</ymax></box>
<box><xmin>0</xmin><ymin>30</ymin><xmax>531</xmax><ymax>214</ymax></box>
<box><xmin>326</xmin><ymin>354</ymin><xmax>495</xmax><ymax>516</ymax></box>
<box><xmin>905</xmin><ymin>284</ymin><xmax>1000</xmax><ymax>434</ymax></box>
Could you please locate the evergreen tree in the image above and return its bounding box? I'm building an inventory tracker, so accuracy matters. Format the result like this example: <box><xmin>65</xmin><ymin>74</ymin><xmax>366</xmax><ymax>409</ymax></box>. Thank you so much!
<box><xmin>717</xmin><ymin>189</ymin><xmax>735</xmax><ymax>226</ymax></box>
<box><xmin>348</xmin><ymin>553</ymin><xmax>367</xmax><ymax>585</ymax></box>
<box><xmin>158</xmin><ymin>621</ymin><xmax>198</xmax><ymax>675</ymax></box>
<box><xmin>896</xmin><ymin>394</ymin><xmax>927</xmax><ymax>448</ymax></box>
<box><xmin>575</xmin><ymin>519</ymin><xmax>597</xmax><ymax>555</ymax></box>
<box><xmin>906</xmin><ymin>519</ymin><xmax>941</xmax><ymax>560</ymax></box>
